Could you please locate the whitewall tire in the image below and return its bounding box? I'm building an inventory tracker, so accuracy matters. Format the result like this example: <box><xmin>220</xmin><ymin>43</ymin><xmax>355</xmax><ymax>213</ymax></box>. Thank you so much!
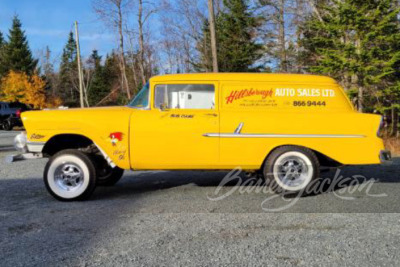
<box><xmin>263</xmin><ymin>146</ymin><xmax>320</xmax><ymax>195</ymax></box>
<box><xmin>44</xmin><ymin>149</ymin><xmax>96</xmax><ymax>201</ymax></box>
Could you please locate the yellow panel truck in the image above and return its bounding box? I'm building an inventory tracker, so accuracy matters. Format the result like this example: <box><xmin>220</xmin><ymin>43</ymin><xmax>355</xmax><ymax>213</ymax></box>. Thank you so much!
<box><xmin>10</xmin><ymin>73</ymin><xmax>390</xmax><ymax>201</ymax></box>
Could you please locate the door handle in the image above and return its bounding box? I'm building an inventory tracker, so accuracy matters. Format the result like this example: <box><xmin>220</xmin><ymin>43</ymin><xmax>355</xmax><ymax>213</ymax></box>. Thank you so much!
<box><xmin>204</xmin><ymin>113</ymin><xmax>218</xmax><ymax>117</ymax></box>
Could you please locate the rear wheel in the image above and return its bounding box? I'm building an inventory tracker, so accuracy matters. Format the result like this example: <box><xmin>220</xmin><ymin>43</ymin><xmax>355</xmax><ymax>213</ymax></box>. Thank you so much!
<box><xmin>44</xmin><ymin>149</ymin><xmax>97</xmax><ymax>201</ymax></box>
<box><xmin>263</xmin><ymin>146</ymin><xmax>320</xmax><ymax>195</ymax></box>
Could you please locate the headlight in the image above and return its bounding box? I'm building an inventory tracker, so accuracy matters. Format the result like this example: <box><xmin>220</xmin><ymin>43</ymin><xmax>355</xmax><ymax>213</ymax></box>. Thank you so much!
<box><xmin>14</xmin><ymin>132</ymin><xmax>27</xmax><ymax>152</ymax></box>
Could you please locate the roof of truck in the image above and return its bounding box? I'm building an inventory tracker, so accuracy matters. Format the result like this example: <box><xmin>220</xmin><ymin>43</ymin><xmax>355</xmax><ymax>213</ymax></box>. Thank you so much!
<box><xmin>150</xmin><ymin>73</ymin><xmax>337</xmax><ymax>84</ymax></box>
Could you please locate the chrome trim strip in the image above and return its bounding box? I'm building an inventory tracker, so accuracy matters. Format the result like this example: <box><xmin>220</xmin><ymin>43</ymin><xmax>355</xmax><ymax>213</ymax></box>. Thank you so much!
<box><xmin>234</xmin><ymin>122</ymin><xmax>244</xmax><ymax>134</ymax></box>
<box><xmin>27</xmin><ymin>141</ymin><xmax>46</xmax><ymax>146</ymax></box>
<box><xmin>203</xmin><ymin>133</ymin><xmax>365</xmax><ymax>138</ymax></box>
<box><xmin>94</xmin><ymin>142</ymin><xmax>116</xmax><ymax>168</ymax></box>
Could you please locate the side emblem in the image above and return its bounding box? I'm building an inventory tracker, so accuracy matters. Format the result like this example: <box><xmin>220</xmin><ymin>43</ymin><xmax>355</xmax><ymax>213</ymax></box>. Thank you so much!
<box><xmin>108</xmin><ymin>132</ymin><xmax>123</xmax><ymax>146</ymax></box>
<box><xmin>31</xmin><ymin>134</ymin><xmax>45</xmax><ymax>140</ymax></box>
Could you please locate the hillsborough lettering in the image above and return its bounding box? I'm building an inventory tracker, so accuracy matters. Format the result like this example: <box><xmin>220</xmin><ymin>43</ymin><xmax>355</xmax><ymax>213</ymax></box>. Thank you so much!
<box><xmin>225</xmin><ymin>88</ymin><xmax>273</xmax><ymax>104</ymax></box>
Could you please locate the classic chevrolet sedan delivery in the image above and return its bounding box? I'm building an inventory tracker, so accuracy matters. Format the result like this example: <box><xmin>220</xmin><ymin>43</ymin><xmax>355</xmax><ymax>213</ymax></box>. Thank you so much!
<box><xmin>12</xmin><ymin>73</ymin><xmax>390</xmax><ymax>200</ymax></box>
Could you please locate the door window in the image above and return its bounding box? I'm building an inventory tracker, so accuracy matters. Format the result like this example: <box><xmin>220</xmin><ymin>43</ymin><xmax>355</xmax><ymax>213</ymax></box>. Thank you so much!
<box><xmin>154</xmin><ymin>84</ymin><xmax>215</xmax><ymax>110</ymax></box>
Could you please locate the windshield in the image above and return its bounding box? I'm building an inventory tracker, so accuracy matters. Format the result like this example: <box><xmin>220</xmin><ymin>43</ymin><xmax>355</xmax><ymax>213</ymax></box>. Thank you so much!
<box><xmin>128</xmin><ymin>82</ymin><xmax>149</xmax><ymax>108</ymax></box>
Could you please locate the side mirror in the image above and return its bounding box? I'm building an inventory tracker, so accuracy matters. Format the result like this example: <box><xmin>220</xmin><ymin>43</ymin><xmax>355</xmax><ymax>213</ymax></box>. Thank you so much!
<box><xmin>159</xmin><ymin>103</ymin><xmax>169</xmax><ymax>111</ymax></box>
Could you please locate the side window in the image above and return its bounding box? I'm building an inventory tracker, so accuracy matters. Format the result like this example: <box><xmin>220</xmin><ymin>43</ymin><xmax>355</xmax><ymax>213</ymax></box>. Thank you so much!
<box><xmin>154</xmin><ymin>84</ymin><xmax>215</xmax><ymax>110</ymax></box>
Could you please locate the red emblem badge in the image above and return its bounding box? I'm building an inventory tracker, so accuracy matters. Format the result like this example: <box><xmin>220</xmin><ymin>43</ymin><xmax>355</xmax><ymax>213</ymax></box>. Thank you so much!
<box><xmin>108</xmin><ymin>132</ymin><xmax>123</xmax><ymax>146</ymax></box>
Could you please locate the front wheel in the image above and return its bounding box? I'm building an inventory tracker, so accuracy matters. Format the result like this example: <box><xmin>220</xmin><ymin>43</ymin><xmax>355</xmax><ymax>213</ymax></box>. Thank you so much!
<box><xmin>44</xmin><ymin>149</ymin><xmax>97</xmax><ymax>201</ymax></box>
<box><xmin>263</xmin><ymin>146</ymin><xmax>320</xmax><ymax>196</ymax></box>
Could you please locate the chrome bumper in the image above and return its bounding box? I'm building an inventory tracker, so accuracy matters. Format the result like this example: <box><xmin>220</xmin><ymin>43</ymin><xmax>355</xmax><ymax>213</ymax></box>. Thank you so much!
<box><xmin>380</xmin><ymin>150</ymin><xmax>392</xmax><ymax>165</ymax></box>
<box><xmin>6</xmin><ymin>132</ymin><xmax>45</xmax><ymax>163</ymax></box>
<box><xmin>27</xmin><ymin>141</ymin><xmax>45</xmax><ymax>153</ymax></box>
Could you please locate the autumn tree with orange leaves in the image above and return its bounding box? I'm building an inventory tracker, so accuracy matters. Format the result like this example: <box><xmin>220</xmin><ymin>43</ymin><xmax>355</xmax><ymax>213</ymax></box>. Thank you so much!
<box><xmin>0</xmin><ymin>71</ymin><xmax>61</xmax><ymax>108</ymax></box>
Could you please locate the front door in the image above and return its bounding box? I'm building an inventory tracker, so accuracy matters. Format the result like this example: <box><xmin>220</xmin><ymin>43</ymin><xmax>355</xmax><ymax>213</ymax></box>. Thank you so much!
<box><xmin>130</xmin><ymin>82</ymin><xmax>220</xmax><ymax>169</ymax></box>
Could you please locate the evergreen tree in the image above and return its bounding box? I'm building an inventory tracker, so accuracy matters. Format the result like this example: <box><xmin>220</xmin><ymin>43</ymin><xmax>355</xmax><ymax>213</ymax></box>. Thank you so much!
<box><xmin>195</xmin><ymin>20</ymin><xmax>213</xmax><ymax>71</ymax></box>
<box><xmin>43</xmin><ymin>46</ymin><xmax>54</xmax><ymax>78</ymax></box>
<box><xmin>42</xmin><ymin>46</ymin><xmax>57</xmax><ymax>99</ymax></box>
<box><xmin>59</xmin><ymin>32</ymin><xmax>79</xmax><ymax>106</ymax></box>
<box><xmin>0</xmin><ymin>31</ymin><xmax>4</xmax><ymax>47</ymax></box>
<box><xmin>2</xmin><ymin>16</ymin><xmax>38</xmax><ymax>76</ymax></box>
<box><xmin>300</xmin><ymin>0</ymin><xmax>400</xmax><ymax>113</ymax></box>
<box><xmin>105</xmin><ymin>52</ymin><xmax>125</xmax><ymax>105</ymax></box>
<box><xmin>87</xmin><ymin>50</ymin><xmax>108</xmax><ymax>106</ymax></box>
<box><xmin>89</xmin><ymin>50</ymin><xmax>102</xmax><ymax>69</ymax></box>
<box><xmin>0</xmin><ymin>31</ymin><xmax>6</xmax><ymax>79</ymax></box>
<box><xmin>196</xmin><ymin>0</ymin><xmax>263</xmax><ymax>72</ymax></box>
<box><xmin>86</xmin><ymin>51</ymin><xmax>121</xmax><ymax>106</ymax></box>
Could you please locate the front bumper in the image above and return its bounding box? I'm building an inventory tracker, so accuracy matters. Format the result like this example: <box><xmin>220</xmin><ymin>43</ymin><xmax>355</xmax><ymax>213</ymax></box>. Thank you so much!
<box><xmin>27</xmin><ymin>141</ymin><xmax>45</xmax><ymax>153</ymax></box>
<box><xmin>13</xmin><ymin>132</ymin><xmax>45</xmax><ymax>153</ymax></box>
<box><xmin>6</xmin><ymin>132</ymin><xmax>44</xmax><ymax>163</ymax></box>
<box><xmin>380</xmin><ymin>150</ymin><xmax>392</xmax><ymax>165</ymax></box>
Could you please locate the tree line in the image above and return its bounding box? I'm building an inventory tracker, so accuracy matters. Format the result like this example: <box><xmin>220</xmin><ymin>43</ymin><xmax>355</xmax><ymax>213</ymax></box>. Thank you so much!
<box><xmin>0</xmin><ymin>0</ymin><xmax>399</xmax><ymax>134</ymax></box>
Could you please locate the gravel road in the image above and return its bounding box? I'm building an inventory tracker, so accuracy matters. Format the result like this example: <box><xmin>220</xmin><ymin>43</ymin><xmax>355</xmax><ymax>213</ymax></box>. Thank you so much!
<box><xmin>1</xmin><ymin>131</ymin><xmax>400</xmax><ymax>266</ymax></box>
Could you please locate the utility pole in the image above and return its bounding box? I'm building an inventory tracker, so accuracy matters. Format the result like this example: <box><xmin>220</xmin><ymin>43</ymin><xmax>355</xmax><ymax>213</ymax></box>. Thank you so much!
<box><xmin>74</xmin><ymin>21</ymin><xmax>85</xmax><ymax>108</ymax></box>
<box><xmin>278</xmin><ymin>0</ymin><xmax>287</xmax><ymax>73</ymax></box>
<box><xmin>208</xmin><ymin>0</ymin><xmax>219</xmax><ymax>72</ymax></box>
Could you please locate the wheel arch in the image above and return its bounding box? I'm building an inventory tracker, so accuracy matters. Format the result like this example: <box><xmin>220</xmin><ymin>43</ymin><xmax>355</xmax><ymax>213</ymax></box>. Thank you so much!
<box><xmin>42</xmin><ymin>134</ymin><xmax>94</xmax><ymax>157</ymax></box>
<box><xmin>42</xmin><ymin>133</ymin><xmax>118</xmax><ymax>168</ymax></box>
<box><xmin>261</xmin><ymin>144</ymin><xmax>342</xmax><ymax>170</ymax></box>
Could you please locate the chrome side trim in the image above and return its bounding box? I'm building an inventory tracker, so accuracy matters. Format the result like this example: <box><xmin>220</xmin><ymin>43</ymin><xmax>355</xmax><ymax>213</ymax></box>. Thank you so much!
<box><xmin>94</xmin><ymin>142</ymin><xmax>116</xmax><ymax>168</ymax></box>
<box><xmin>27</xmin><ymin>142</ymin><xmax>45</xmax><ymax>153</ymax></box>
<box><xmin>27</xmin><ymin>141</ymin><xmax>45</xmax><ymax>145</ymax></box>
<box><xmin>203</xmin><ymin>133</ymin><xmax>365</xmax><ymax>138</ymax></box>
<box><xmin>234</xmin><ymin>122</ymin><xmax>244</xmax><ymax>134</ymax></box>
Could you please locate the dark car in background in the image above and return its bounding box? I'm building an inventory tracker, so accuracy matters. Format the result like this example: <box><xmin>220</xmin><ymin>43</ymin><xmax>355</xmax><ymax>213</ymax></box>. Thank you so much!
<box><xmin>0</xmin><ymin>102</ymin><xmax>31</xmax><ymax>131</ymax></box>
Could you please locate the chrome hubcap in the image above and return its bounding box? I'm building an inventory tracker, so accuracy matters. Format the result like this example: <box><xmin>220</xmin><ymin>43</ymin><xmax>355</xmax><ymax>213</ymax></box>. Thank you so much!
<box><xmin>277</xmin><ymin>156</ymin><xmax>309</xmax><ymax>188</ymax></box>
<box><xmin>54</xmin><ymin>163</ymin><xmax>84</xmax><ymax>191</ymax></box>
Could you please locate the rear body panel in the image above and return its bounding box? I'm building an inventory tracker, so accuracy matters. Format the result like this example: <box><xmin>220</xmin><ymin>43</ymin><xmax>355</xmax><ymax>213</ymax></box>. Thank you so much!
<box><xmin>218</xmin><ymin>111</ymin><xmax>382</xmax><ymax>168</ymax></box>
<box><xmin>217</xmin><ymin>80</ymin><xmax>382</xmax><ymax>167</ymax></box>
